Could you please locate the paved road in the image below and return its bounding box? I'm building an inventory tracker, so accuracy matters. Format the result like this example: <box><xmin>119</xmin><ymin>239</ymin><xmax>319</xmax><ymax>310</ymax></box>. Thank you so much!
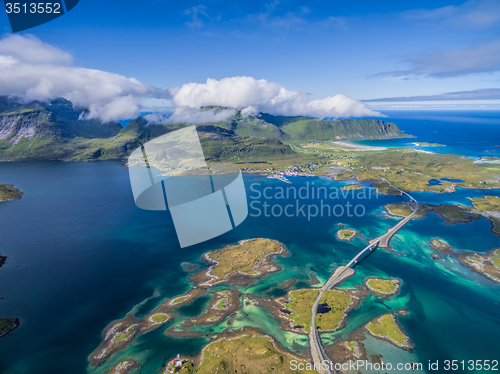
<box><xmin>309</xmin><ymin>179</ymin><xmax>418</xmax><ymax>374</ymax></box>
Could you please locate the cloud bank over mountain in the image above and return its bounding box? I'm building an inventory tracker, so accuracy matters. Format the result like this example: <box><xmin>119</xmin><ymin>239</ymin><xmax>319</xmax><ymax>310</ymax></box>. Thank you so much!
<box><xmin>0</xmin><ymin>34</ymin><xmax>166</xmax><ymax>122</ymax></box>
<box><xmin>145</xmin><ymin>106</ymin><xmax>237</xmax><ymax>125</ymax></box>
<box><xmin>169</xmin><ymin>76</ymin><xmax>382</xmax><ymax>119</ymax></box>
<box><xmin>0</xmin><ymin>35</ymin><xmax>381</xmax><ymax>122</ymax></box>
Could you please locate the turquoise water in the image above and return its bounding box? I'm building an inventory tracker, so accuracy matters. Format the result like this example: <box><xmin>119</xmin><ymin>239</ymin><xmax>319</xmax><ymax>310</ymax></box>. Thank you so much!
<box><xmin>0</xmin><ymin>113</ymin><xmax>499</xmax><ymax>373</ymax></box>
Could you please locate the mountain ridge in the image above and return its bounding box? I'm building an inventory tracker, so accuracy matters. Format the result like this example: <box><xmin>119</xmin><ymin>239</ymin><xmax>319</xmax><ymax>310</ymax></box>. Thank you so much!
<box><xmin>0</xmin><ymin>97</ymin><xmax>409</xmax><ymax>162</ymax></box>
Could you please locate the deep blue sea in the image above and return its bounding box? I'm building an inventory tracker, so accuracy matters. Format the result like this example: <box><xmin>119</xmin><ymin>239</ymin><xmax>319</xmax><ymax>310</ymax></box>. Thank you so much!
<box><xmin>354</xmin><ymin>110</ymin><xmax>500</xmax><ymax>159</ymax></box>
<box><xmin>0</xmin><ymin>111</ymin><xmax>499</xmax><ymax>374</ymax></box>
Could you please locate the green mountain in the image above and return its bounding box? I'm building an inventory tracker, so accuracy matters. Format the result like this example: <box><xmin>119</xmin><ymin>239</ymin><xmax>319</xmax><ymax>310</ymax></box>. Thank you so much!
<box><xmin>0</xmin><ymin>98</ymin><xmax>122</xmax><ymax>160</ymax></box>
<box><xmin>222</xmin><ymin>112</ymin><xmax>408</xmax><ymax>142</ymax></box>
<box><xmin>0</xmin><ymin>98</ymin><xmax>407</xmax><ymax>162</ymax></box>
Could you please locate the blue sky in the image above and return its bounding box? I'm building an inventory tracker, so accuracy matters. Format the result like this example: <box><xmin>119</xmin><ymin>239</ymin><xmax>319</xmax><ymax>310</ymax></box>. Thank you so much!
<box><xmin>0</xmin><ymin>0</ymin><xmax>499</xmax><ymax>118</ymax></box>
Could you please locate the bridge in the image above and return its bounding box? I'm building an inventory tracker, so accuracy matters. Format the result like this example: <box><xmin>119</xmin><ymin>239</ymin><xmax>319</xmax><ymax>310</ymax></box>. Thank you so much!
<box><xmin>309</xmin><ymin>179</ymin><xmax>418</xmax><ymax>374</ymax></box>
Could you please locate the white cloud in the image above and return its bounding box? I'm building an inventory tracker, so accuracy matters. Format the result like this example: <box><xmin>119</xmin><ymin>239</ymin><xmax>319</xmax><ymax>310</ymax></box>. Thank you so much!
<box><xmin>0</xmin><ymin>34</ymin><xmax>168</xmax><ymax>122</ymax></box>
<box><xmin>145</xmin><ymin>107</ymin><xmax>237</xmax><ymax>124</ymax></box>
<box><xmin>184</xmin><ymin>5</ymin><xmax>209</xmax><ymax>28</ymax></box>
<box><xmin>403</xmin><ymin>0</ymin><xmax>500</xmax><ymax>29</ymax></box>
<box><xmin>366</xmin><ymin>101</ymin><xmax>500</xmax><ymax>111</ymax></box>
<box><xmin>0</xmin><ymin>35</ymin><xmax>378</xmax><ymax>123</ymax></box>
<box><xmin>373</xmin><ymin>39</ymin><xmax>500</xmax><ymax>79</ymax></box>
<box><xmin>412</xmin><ymin>40</ymin><xmax>500</xmax><ymax>77</ymax></box>
<box><xmin>0</xmin><ymin>34</ymin><xmax>73</xmax><ymax>64</ymax></box>
<box><xmin>183</xmin><ymin>5</ymin><xmax>221</xmax><ymax>29</ymax></box>
<box><xmin>365</xmin><ymin>88</ymin><xmax>500</xmax><ymax>102</ymax></box>
<box><xmin>169</xmin><ymin>76</ymin><xmax>382</xmax><ymax>118</ymax></box>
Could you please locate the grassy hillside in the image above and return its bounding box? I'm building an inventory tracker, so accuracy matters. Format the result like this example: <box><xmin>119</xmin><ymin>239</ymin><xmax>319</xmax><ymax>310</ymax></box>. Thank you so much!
<box><xmin>195</xmin><ymin>335</ymin><xmax>318</xmax><ymax>373</ymax></box>
<box><xmin>218</xmin><ymin>112</ymin><xmax>407</xmax><ymax>143</ymax></box>
<box><xmin>0</xmin><ymin>98</ymin><xmax>408</xmax><ymax>162</ymax></box>
<box><xmin>197</xmin><ymin>127</ymin><xmax>295</xmax><ymax>162</ymax></box>
<box><xmin>280</xmin><ymin>118</ymin><xmax>406</xmax><ymax>142</ymax></box>
<box><xmin>259</xmin><ymin>113</ymin><xmax>408</xmax><ymax>142</ymax></box>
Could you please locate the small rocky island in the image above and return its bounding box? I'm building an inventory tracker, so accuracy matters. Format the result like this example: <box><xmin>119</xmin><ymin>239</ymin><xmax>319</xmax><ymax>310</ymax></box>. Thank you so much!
<box><xmin>325</xmin><ymin>310</ymin><xmax>413</xmax><ymax>364</ymax></box>
<box><xmin>0</xmin><ymin>184</ymin><xmax>23</xmax><ymax>202</ymax></box>
<box><xmin>336</xmin><ymin>228</ymin><xmax>359</xmax><ymax>241</ymax></box>
<box><xmin>277</xmin><ymin>288</ymin><xmax>357</xmax><ymax>333</ymax></box>
<box><xmin>0</xmin><ymin>253</ymin><xmax>7</xmax><ymax>268</ymax></box>
<box><xmin>430</xmin><ymin>238</ymin><xmax>454</xmax><ymax>256</ymax></box>
<box><xmin>365</xmin><ymin>313</ymin><xmax>414</xmax><ymax>350</ymax></box>
<box><xmin>340</xmin><ymin>184</ymin><xmax>363</xmax><ymax>191</ymax></box>
<box><xmin>383</xmin><ymin>203</ymin><xmax>425</xmax><ymax>218</ymax></box>
<box><xmin>0</xmin><ymin>317</ymin><xmax>20</xmax><ymax>339</ymax></box>
<box><xmin>193</xmin><ymin>238</ymin><xmax>286</xmax><ymax>287</ymax></box>
<box><xmin>104</xmin><ymin>359</ymin><xmax>141</xmax><ymax>374</ymax></box>
<box><xmin>192</xmin><ymin>334</ymin><xmax>317</xmax><ymax>373</ymax></box>
<box><xmin>90</xmin><ymin>237</ymin><xmax>417</xmax><ymax>373</ymax></box>
<box><xmin>0</xmin><ymin>253</ymin><xmax>21</xmax><ymax>340</ymax></box>
<box><xmin>90</xmin><ymin>238</ymin><xmax>287</xmax><ymax>368</ymax></box>
<box><xmin>365</xmin><ymin>277</ymin><xmax>401</xmax><ymax>298</ymax></box>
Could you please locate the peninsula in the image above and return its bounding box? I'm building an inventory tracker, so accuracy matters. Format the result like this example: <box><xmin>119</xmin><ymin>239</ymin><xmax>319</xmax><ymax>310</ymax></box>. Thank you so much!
<box><xmin>384</xmin><ymin>203</ymin><xmax>426</xmax><ymax>218</ymax></box>
<box><xmin>340</xmin><ymin>184</ymin><xmax>363</xmax><ymax>191</ymax></box>
<box><xmin>460</xmin><ymin>249</ymin><xmax>500</xmax><ymax>284</ymax></box>
<box><xmin>468</xmin><ymin>196</ymin><xmax>500</xmax><ymax>236</ymax></box>
<box><xmin>332</xmin><ymin>148</ymin><xmax>500</xmax><ymax>193</ymax></box>
<box><xmin>411</xmin><ymin>142</ymin><xmax>445</xmax><ymax>147</ymax></box>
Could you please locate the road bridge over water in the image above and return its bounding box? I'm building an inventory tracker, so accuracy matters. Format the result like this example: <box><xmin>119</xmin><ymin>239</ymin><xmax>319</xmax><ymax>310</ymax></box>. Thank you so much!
<box><xmin>309</xmin><ymin>179</ymin><xmax>418</xmax><ymax>374</ymax></box>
